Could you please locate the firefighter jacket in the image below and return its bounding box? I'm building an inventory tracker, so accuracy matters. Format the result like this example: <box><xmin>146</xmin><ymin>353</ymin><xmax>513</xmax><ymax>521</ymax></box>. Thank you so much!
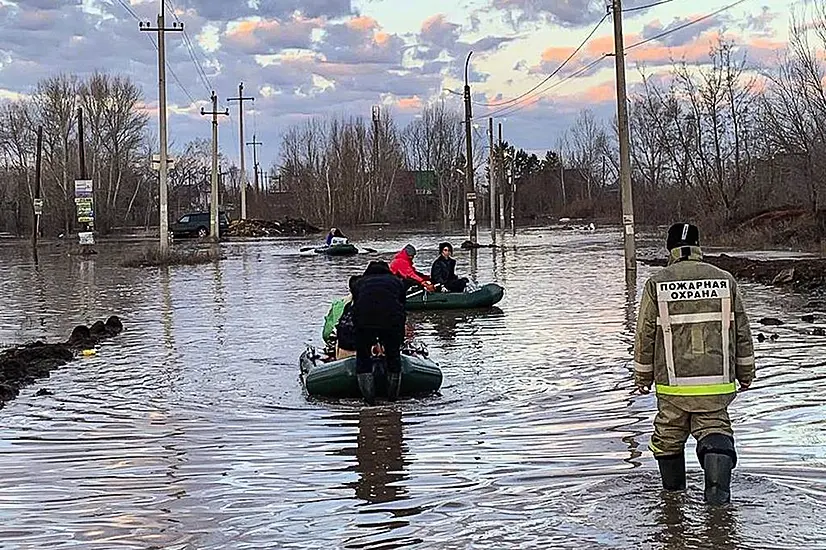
<box><xmin>634</xmin><ymin>246</ymin><xmax>756</xmax><ymax>412</ymax></box>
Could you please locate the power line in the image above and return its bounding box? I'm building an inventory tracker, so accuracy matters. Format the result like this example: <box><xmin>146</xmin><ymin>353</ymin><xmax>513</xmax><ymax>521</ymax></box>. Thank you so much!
<box><xmin>473</xmin><ymin>12</ymin><xmax>610</xmax><ymax>108</ymax></box>
<box><xmin>626</xmin><ymin>0</ymin><xmax>749</xmax><ymax>50</ymax></box>
<box><xmin>164</xmin><ymin>0</ymin><xmax>213</xmax><ymax>94</ymax></box>
<box><xmin>484</xmin><ymin>55</ymin><xmax>611</xmax><ymax>119</ymax></box>
<box><xmin>480</xmin><ymin>0</ymin><xmax>752</xmax><ymax>119</ymax></box>
<box><xmin>114</xmin><ymin>0</ymin><xmax>140</xmax><ymax>20</ymax></box>
<box><xmin>623</xmin><ymin>0</ymin><xmax>676</xmax><ymax>13</ymax></box>
<box><xmin>145</xmin><ymin>33</ymin><xmax>197</xmax><ymax>104</ymax></box>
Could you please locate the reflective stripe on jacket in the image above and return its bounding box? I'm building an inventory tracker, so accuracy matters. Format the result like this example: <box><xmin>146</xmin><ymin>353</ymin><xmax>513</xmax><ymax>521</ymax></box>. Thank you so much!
<box><xmin>634</xmin><ymin>246</ymin><xmax>756</xmax><ymax>411</ymax></box>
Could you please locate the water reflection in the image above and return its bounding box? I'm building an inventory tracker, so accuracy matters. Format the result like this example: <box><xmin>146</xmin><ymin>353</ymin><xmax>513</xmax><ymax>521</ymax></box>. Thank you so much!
<box><xmin>350</xmin><ymin>406</ymin><xmax>408</xmax><ymax>505</ymax></box>
<box><xmin>653</xmin><ymin>494</ymin><xmax>740</xmax><ymax>550</ymax></box>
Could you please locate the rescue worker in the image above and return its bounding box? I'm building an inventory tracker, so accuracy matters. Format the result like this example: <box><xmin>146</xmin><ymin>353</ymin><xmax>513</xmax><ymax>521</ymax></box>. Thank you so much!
<box><xmin>430</xmin><ymin>242</ymin><xmax>468</xmax><ymax>292</ymax></box>
<box><xmin>634</xmin><ymin>223</ymin><xmax>755</xmax><ymax>505</ymax></box>
<box><xmin>389</xmin><ymin>244</ymin><xmax>435</xmax><ymax>292</ymax></box>
<box><xmin>352</xmin><ymin>261</ymin><xmax>407</xmax><ymax>404</ymax></box>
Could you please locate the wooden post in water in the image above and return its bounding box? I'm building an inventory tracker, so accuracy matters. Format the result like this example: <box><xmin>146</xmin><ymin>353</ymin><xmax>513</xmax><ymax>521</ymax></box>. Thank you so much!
<box><xmin>31</xmin><ymin>126</ymin><xmax>43</xmax><ymax>261</ymax></box>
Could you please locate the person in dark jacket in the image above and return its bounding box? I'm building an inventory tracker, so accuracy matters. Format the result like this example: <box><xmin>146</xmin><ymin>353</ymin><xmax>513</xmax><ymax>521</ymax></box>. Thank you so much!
<box><xmin>351</xmin><ymin>261</ymin><xmax>407</xmax><ymax>403</ymax></box>
<box><xmin>430</xmin><ymin>242</ymin><xmax>468</xmax><ymax>292</ymax></box>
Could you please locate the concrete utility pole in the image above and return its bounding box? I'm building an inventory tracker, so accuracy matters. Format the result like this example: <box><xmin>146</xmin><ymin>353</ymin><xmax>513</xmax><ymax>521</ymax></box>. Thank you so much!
<box><xmin>463</xmin><ymin>51</ymin><xmax>477</xmax><ymax>244</ymax></box>
<box><xmin>247</xmin><ymin>134</ymin><xmax>263</xmax><ymax>194</ymax></box>
<box><xmin>488</xmin><ymin>117</ymin><xmax>496</xmax><ymax>243</ymax></box>
<box><xmin>200</xmin><ymin>90</ymin><xmax>229</xmax><ymax>240</ymax></box>
<box><xmin>227</xmin><ymin>83</ymin><xmax>255</xmax><ymax>220</ymax></box>
<box><xmin>31</xmin><ymin>126</ymin><xmax>43</xmax><ymax>257</ymax></box>
<box><xmin>498</xmin><ymin>123</ymin><xmax>505</xmax><ymax>229</ymax></box>
<box><xmin>612</xmin><ymin>0</ymin><xmax>637</xmax><ymax>272</ymax></box>
<box><xmin>140</xmin><ymin>1</ymin><xmax>183</xmax><ymax>256</ymax></box>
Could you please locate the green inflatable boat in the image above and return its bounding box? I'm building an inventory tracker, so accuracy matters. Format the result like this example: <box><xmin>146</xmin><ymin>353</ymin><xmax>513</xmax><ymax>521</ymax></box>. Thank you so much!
<box><xmin>314</xmin><ymin>243</ymin><xmax>359</xmax><ymax>256</ymax></box>
<box><xmin>405</xmin><ymin>283</ymin><xmax>504</xmax><ymax>311</ymax></box>
<box><xmin>300</xmin><ymin>348</ymin><xmax>443</xmax><ymax>398</ymax></box>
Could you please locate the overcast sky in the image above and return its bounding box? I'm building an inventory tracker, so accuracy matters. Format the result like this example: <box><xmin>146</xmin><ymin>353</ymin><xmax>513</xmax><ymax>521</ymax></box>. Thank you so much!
<box><xmin>0</xmin><ymin>0</ymin><xmax>797</xmax><ymax>170</ymax></box>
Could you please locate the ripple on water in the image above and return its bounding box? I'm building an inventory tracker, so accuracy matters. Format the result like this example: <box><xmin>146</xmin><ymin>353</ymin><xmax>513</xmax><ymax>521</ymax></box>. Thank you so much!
<box><xmin>0</xmin><ymin>230</ymin><xmax>823</xmax><ymax>548</ymax></box>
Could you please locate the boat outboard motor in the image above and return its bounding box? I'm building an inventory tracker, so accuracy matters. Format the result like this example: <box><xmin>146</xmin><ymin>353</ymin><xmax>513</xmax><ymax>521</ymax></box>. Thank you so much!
<box><xmin>697</xmin><ymin>433</ymin><xmax>737</xmax><ymax>505</ymax></box>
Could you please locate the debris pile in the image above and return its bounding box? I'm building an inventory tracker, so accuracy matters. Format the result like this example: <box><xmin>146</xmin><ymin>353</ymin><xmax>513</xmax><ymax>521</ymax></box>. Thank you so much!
<box><xmin>0</xmin><ymin>316</ymin><xmax>123</xmax><ymax>409</ymax></box>
<box><xmin>227</xmin><ymin>218</ymin><xmax>322</xmax><ymax>238</ymax></box>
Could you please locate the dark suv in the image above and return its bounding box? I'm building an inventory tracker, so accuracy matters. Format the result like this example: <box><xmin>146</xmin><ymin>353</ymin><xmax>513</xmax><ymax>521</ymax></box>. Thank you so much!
<box><xmin>171</xmin><ymin>212</ymin><xmax>230</xmax><ymax>238</ymax></box>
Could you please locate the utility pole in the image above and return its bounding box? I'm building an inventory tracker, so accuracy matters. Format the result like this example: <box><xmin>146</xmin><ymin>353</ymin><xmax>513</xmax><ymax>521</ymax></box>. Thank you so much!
<box><xmin>227</xmin><ymin>82</ymin><xmax>255</xmax><ymax>220</ymax></box>
<box><xmin>201</xmin><ymin>90</ymin><xmax>229</xmax><ymax>240</ymax></box>
<box><xmin>140</xmin><ymin>1</ymin><xmax>183</xmax><ymax>256</ymax></box>
<box><xmin>31</xmin><ymin>126</ymin><xmax>43</xmax><ymax>257</ymax></box>
<box><xmin>488</xmin><ymin>117</ymin><xmax>496</xmax><ymax>243</ymax></box>
<box><xmin>498</xmin><ymin>122</ymin><xmax>505</xmax><ymax>229</ymax></box>
<box><xmin>247</xmin><ymin>134</ymin><xmax>263</xmax><ymax>194</ymax></box>
<box><xmin>560</xmin><ymin>154</ymin><xmax>567</xmax><ymax>210</ymax></box>
<box><xmin>612</xmin><ymin>0</ymin><xmax>637</xmax><ymax>272</ymax></box>
<box><xmin>463</xmin><ymin>51</ymin><xmax>477</xmax><ymax>243</ymax></box>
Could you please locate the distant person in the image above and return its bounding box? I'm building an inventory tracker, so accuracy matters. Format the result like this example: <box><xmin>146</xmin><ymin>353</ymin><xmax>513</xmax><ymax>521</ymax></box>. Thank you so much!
<box><xmin>322</xmin><ymin>276</ymin><xmax>360</xmax><ymax>359</ymax></box>
<box><xmin>430</xmin><ymin>242</ymin><xmax>468</xmax><ymax>292</ymax></box>
<box><xmin>352</xmin><ymin>261</ymin><xmax>407</xmax><ymax>403</ymax></box>
<box><xmin>389</xmin><ymin>244</ymin><xmax>435</xmax><ymax>292</ymax></box>
<box><xmin>634</xmin><ymin>223</ymin><xmax>755</xmax><ymax>505</ymax></box>
<box><xmin>325</xmin><ymin>227</ymin><xmax>347</xmax><ymax>246</ymax></box>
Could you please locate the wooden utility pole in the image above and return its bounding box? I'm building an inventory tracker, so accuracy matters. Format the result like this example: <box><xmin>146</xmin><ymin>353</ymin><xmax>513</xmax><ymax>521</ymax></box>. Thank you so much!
<box><xmin>488</xmin><ymin>117</ymin><xmax>496</xmax><ymax>243</ymax></box>
<box><xmin>463</xmin><ymin>51</ymin><xmax>477</xmax><ymax>243</ymax></box>
<box><xmin>31</xmin><ymin>126</ymin><xmax>43</xmax><ymax>256</ymax></box>
<box><xmin>246</xmin><ymin>134</ymin><xmax>263</xmax><ymax>193</ymax></box>
<box><xmin>612</xmin><ymin>0</ymin><xmax>637</xmax><ymax>272</ymax></box>
<box><xmin>201</xmin><ymin>90</ymin><xmax>229</xmax><ymax>240</ymax></box>
<box><xmin>227</xmin><ymin>83</ymin><xmax>255</xmax><ymax>220</ymax></box>
<box><xmin>140</xmin><ymin>1</ymin><xmax>183</xmax><ymax>256</ymax></box>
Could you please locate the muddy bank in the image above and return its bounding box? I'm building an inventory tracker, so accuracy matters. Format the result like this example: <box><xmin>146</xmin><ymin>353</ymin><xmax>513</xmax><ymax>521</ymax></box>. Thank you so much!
<box><xmin>0</xmin><ymin>316</ymin><xmax>123</xmax><ymax>409</ymax></box>
<box><xmin>642</xmin><ymin>254</ymin><xmax>826</xmax><ymax>290</ymax></box>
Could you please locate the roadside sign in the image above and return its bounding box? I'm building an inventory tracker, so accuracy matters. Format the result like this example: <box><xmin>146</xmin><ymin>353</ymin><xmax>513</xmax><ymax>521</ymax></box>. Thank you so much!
<box><xmin>466</xmin><ymin>192</ymin><xmax>477</xmax><ymax>201</ymax></box>
<box><xmin>74</xmin><ymin>179</ymin><xmax>93</xmax><ymax>197</ymax></box>
<box><xmin>33</xmin><ymin>198</ymin><xmax>43</xmax><ymax>216</ymax></box>
<box><xmin>79</xmin><ymin>231</ymin><xmax>95</xmax><ymax>245</ymax></box>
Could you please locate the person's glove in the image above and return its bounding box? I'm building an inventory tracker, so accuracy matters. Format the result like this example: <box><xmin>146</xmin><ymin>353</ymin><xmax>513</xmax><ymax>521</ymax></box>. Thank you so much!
<box><xmin>423</xmin><ymin>281</ymin><xmax>435</xmax><ymax>293</ymax></box>
<box><xmin>440</xmin><ymin>285</ymin><xmax>449</xmax><ymax>293</ymax></box>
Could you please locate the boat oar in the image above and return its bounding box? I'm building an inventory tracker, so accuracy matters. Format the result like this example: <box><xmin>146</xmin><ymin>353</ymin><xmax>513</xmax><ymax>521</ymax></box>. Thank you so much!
<box><xmin>360</xmin><ymin>247</ymin><xmax>377</xmax><ymax>254</ymax></box>
<box><xmin>300</xmin><ymin>246</ymin><xmax>320</xmax><ymax>252</ymax></box>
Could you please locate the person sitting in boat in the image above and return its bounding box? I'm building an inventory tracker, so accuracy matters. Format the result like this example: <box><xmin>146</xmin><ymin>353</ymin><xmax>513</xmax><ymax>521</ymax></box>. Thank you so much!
<box><xmin>325</xmin><ymin>227</ymin><xmax>348</xmax><ymax>246</ymax></box>
<box><xmin>352</xmin><ymin>261</ymin><xmax>407</xmax><ymax>403</ymax></box>
<box><xmin>430</xmin><ymin>242</ymin><xmax>468</xmax><ymax>293</ymax></box>
<box><xmin>389</xmin><ymin>244</ymin><xmax>435</xmax><ymax>292</ymax></box>
<box><xmin>322</xmin><ymin>276</ymin><xmax>359</xmax><ymax>359</ymax></box>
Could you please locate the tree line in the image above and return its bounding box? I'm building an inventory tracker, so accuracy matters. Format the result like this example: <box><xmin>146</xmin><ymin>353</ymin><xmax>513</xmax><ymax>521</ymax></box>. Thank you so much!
<box><xmin>4</xmin><ymin>7</ymin><xmax>826</xmax><ymax>238</ymax></box>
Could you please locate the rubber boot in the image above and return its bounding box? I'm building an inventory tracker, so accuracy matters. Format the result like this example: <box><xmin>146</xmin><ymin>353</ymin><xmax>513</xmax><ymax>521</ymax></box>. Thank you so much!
<box><xmin>656</xmin><ymin>453</ymin><xmax>686</xmax><ymax>491</ymax></box>
<box><xmin>703</xmin><ymin>453</ymin><xmax>733</xmax><ymax>505</ymax></box>
<box><xmin>386</xmin><ymin>372</ymin><xmax>402</xmax><ymax>401</ymax></box>
<box><xmin>357</xmin><ymin>373</ymin><xmax>376</xmax><ymax>405</ymax></box>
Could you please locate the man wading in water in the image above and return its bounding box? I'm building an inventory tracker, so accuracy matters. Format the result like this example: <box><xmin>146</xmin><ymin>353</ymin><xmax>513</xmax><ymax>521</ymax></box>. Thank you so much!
<box><xmin>634</xmin><ymin>223</ymin><xmax>756</xmax><ymax>505</ymax></box>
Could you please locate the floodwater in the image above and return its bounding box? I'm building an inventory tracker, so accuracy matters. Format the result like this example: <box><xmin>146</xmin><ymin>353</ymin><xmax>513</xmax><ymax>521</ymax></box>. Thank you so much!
<box><xmin>0</xmin><ymin>227</ymin><xmax>824</xmax><ymax>550</ymax></box>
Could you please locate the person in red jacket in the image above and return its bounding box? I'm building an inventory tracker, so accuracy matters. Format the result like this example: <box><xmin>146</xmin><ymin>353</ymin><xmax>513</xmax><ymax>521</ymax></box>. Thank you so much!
<box><xmin>390</xmin><ymin>244</ymin><xmax>435</xmax><ymax>292</ymax></box>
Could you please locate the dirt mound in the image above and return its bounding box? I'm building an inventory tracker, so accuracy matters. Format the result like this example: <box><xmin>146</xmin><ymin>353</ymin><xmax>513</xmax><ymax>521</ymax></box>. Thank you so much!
<box><xmin>227</xmin><ymin>218</ymin><xmax>321</xmax><ymax>238</ymax></box>
<box><xmin>642</xmin><ymin>254</ymin><xmax>826</xmax><ymax>290</ymax></box>
<box><xmin>0</xmin><ymin>316</ymin><xmax>124</xmax><ymax>409</ymax></box>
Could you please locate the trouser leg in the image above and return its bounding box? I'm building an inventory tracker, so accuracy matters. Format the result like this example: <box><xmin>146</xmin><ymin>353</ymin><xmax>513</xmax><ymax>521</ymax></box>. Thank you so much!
<box><xmin>651</xmin><ymin>400</ymin><xmax>690</xmax><ymax>491</ymax></box>
<box><xmin>354</xmin><ymin>329</ymin><xmax>376</xmax><ymax>404</ymax></box>
<box><xmin>446</xmin><ymin>278</ymin><xmax>467</xmax><ymax>292</ymax></box>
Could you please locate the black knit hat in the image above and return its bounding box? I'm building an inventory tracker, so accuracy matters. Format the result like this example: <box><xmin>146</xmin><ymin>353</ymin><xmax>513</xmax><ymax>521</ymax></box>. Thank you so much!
<box><xmin>439</xmin><ymin>242</ymin><xmax>453</xmax><ymax>253</ymax></box>
<box><xmin>403</xmin><ymin>244</ymin><xmax>416</xmax><ymax>257</ymax></box>
<box><xmin>666</xmin><ymin>223</ymin><xmax>700</xmax><ymax>250</ymax></box>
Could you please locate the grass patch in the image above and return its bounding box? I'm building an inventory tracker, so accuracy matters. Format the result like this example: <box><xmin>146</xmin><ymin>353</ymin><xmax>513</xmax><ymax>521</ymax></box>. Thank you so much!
<box><xmin>122</xmin><ymin>246</ymin><xmax>224</xmax><ymax>268</ymax></box>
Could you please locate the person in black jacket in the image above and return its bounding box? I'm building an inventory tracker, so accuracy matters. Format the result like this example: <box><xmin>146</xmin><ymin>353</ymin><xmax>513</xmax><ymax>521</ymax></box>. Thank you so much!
<box><xmin>430</xmin><ymin>242</ymin><xmax>468</xmax><ymax>292</ymax></box>
<box><xmin>351</xmin><ymin>261</ymin><xmax>407</xmax><ymax>403</ymax></box>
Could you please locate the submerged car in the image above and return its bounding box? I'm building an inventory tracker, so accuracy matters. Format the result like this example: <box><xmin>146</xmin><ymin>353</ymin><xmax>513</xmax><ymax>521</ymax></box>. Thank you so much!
<box><xmin>170</xmin><ymin>211</ymin><xmax>230</xmax><ymax>238</ymax></box>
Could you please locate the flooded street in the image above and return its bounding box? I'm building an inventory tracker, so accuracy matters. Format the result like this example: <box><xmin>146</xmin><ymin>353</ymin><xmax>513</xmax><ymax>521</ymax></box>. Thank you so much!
<box><xmin>0</xmin><ymin>227</ymin><xmax>824</xmax><ymax>549</ymax></box>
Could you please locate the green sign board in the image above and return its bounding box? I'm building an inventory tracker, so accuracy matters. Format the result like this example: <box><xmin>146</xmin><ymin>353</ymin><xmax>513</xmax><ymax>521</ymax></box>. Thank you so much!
<box><xmin>414</xmin><ymin>171</ymin><xmax>436</xmax><ymax>195</ymax></box>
